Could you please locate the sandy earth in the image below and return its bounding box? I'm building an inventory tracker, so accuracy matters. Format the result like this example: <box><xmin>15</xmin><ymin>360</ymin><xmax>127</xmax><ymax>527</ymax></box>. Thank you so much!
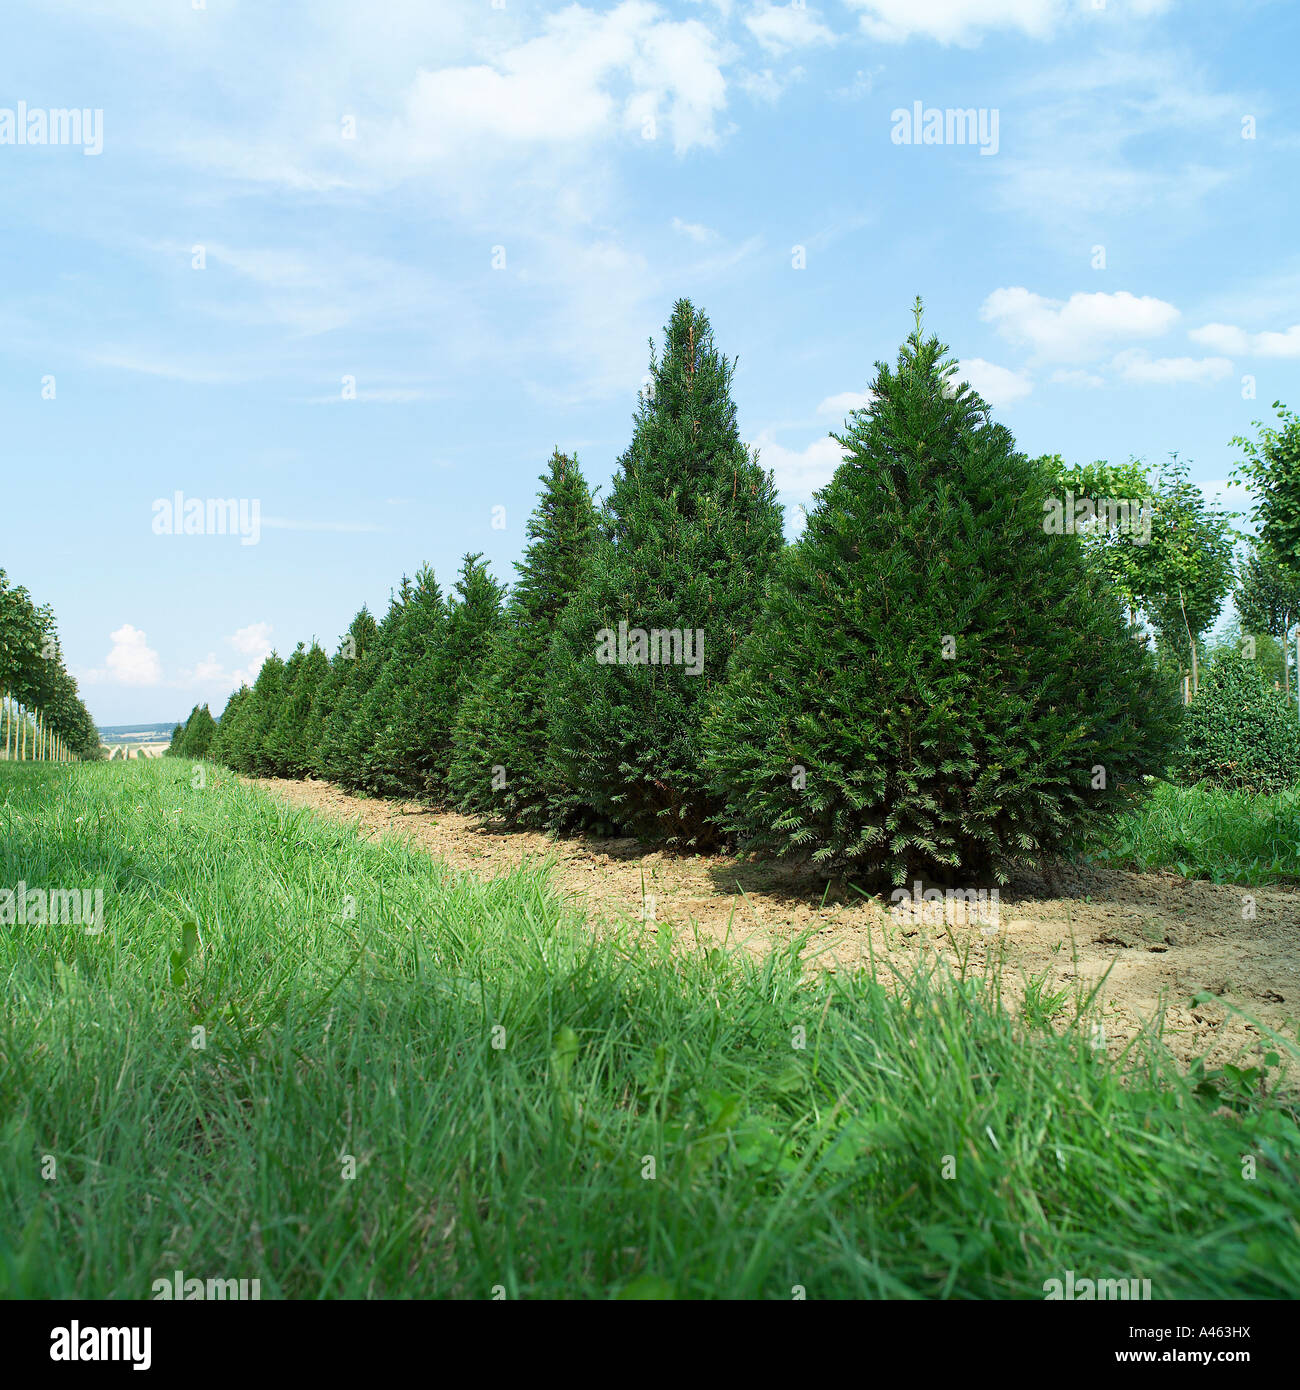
<box><xmin>251</xmin><ymin>776</ymin><xmax>1300</xmax><ymax>1076</ymax></box>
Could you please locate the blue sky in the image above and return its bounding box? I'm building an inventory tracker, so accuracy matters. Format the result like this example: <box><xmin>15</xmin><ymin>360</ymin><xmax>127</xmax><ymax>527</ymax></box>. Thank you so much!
<box><xmin>3</xmin><ymin>0</ymin><xmax>1297</xmax><ymax>725</ymax></box>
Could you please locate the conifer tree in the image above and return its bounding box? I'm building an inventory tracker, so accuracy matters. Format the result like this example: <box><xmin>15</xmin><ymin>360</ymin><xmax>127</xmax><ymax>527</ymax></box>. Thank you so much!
<box><xmin>178</xmin><ymin>704</ymin><xmax>216</xmax><ymax>758</ymax></box>
<box><xmin>363</xmin><ymin>556</ymin><xmax>505</xmax><ymax>798</ymax></box>
<box><xmin>307</xmin><ymin>608</ymin><xmax>379</xmax><ymax>778</ymax></box>
<box><xmin>256</xmin><ymin>645</ymin><xmax>304</xmax><ymax>776</ymax></box>
<box><xmin>702</xmin><ymin>304</ymin><xmax>1180</xmax><ymax>883</ymax></box>
<box><xmin>165</xmin><ymin>717</ymin><xmax>187</xmax><ymax>757</ymax></box>
<box><xmin>450</xmin><ymin>451</ymin><xmax>597</xmax><ymax>825</ymax></box>
<box><xmin>328</xmin><ymin>587</ymin><xmax>410</xmax><ymax>790</ymax></box>
<box><xmin>548</xmin><ymin>299</ymin><xmax>785</xmax><ymax>843</ymax></box>
<box><xmin>239</xmin><ymin>652</ymin><xmax>287</xmax><ymax>776</ymax></box>
<box><xmin>266</xmin><ymin>644</ymin><xmax>329</xmax><ymax>777</ymax></box>
<box><xmin>210</xmin><ymin>685</ymin><xmax>251</xmax><ymax>767</ymax></box>
<box><xmin>354</xmin><ymin>570</ymin><xmax>447</xmax><ymax>795</ymax></box>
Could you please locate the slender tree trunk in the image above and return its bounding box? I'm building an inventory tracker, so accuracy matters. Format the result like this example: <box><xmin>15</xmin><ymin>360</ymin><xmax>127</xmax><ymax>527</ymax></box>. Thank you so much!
<box><xmin>1177</xmin><ymin>585</ymin><xmax>1199</xmax><ymax>696</ymax></box>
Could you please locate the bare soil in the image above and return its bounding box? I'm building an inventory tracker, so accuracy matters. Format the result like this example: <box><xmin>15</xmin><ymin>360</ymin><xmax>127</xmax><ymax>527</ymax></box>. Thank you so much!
<box><xmin>252</xmin><ymin>776</ymin><xmax>1300</xmax><ymax>1075</ymax></box>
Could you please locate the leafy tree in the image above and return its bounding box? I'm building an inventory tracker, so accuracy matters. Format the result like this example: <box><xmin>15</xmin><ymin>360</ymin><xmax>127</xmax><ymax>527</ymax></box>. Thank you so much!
<box><xmin>1231</xmin><ymin>401</ymin><xmax>1300</xmax><ymax>580</ymax></box>
<box><xmin>1178</xmin><ymin>649</ymin><xmax>1300</xmax><ymax>794</ymax></box>
<box><xmin>549</xmin><ymin>298</ymin><xmax>785</xmax><ymax>843</ymax></box>
<box><xmin>0</xmin><ymin>568</ymin><xmax>98</xmax><ymax>759</ymax></box>
<box><xmin>450</xmin><ymin>452</ymin><xmax>598</xmax><ymax>825</ymax></box>
<box><xmin>1141</xmin><ymin>458</ymin><xmax>1238</xmax><ymax>695</ymax></box>
<box><xmin>165</xmin><ymin>720</ymin><xmax>186</xmax><ymax>757</ymax></box>
<box><xmin>1206</xmin><ymin>623</ymin><xmax>1288</xmax><ymax>697</ymax></box>
<box><xmin>1235</xmin><ymin>540</ymin><xmax>1300</xmax><ymax>700</ymax></box>
<box><xmin>702</xmin><ymin>306</ymin><xmax>1180</xmax><ymax>883</ymax></box>
<box><xmin>1035</xmin><ymin>454</ymin><xmax>1237</xmax><ymax>694</ymax></box>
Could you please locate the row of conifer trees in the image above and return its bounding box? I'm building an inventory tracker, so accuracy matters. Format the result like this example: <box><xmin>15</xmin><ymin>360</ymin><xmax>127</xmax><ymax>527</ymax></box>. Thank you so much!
<box><xmin>196</xmin><ymin>299</ymin><xmax>1178</xmax><ymax>882</ymax></box>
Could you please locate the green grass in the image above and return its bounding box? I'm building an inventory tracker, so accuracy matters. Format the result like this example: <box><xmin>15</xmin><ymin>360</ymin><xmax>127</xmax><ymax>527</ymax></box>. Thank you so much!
<box><xmin>2</xmin><ymin>761</ymin><xmax>1298</xmax><ymax>1299</ymax></box>
<box><xmin>1089</xmin><ymin>780</ymin><xmax>1300</xmax><ymax>885</ymax></box>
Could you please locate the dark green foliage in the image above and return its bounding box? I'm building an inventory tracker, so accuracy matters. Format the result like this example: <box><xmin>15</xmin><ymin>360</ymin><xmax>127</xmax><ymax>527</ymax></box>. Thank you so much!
<box><xmin>1178</xmin><ymin>650</ymin><xmax>1300</xmax><ymax>794</ymax></box>
<box><xmin>702</xmin><ymin>306</ymin><xmax>1181</xmax><ymax>883</ymax></box>
<box><xmin>165</xmin><ymin>720</ymin><xmax>185</xmax><ymax>757</ymax></box>
<box><xmin>210</xmin><ymin>685</ymin><xmax>251</xmax><ymax>767</ymax></box>
<box><xmin>398</xmin><ymin>553</ymin><xmax>506</xmax><ymax>801</ymax></box>
<box><xmin>234</xmin><ymin>652</ymin><xmax>286</xmax><ymax>776</ymax></box>
<box><xmin>1232</xmin><ymin>402</ymin><xmax>1300</xmax><ymax>581</ymax></box>
<box><xmin>353</xmin><ymin>568</ymin><xmax>448</xmax><ymax>796</ymax></box>
<box><xmin>0</xmin><ymin>567</ymin><xmax>99</xmax><ymax>759</ymax></box>
<box><xmin>253</xmin><ymin>645</ymin><xmax>304</xmax><ymax>777</ymax></box>
<box><xmin>322</xmin><ymin>593</ymin><xmax>407</xmax><ymax>788</ymax></box>
<box><xmin>265</xmin><ymin>645</ymin><xmax>329</xmax><ymax>778</ymax></box>
<box><xmin>449</xmin><ymin>451</ymin><xmax>597</xmax><ymax>826</ymax></box>
<box><xmin>307</xmin><ymin>608</ymin><xmax>379</xmax><ymax>778</ymax></box>
<box><xmin>178</xmin><ymin>704</ymin><xmax>216</xmax><ymax>759</ymax></box>
<box><xmin>548</xmin><ymin>299</ymin><xmax>785</xmax><ymax>843</ymax></box>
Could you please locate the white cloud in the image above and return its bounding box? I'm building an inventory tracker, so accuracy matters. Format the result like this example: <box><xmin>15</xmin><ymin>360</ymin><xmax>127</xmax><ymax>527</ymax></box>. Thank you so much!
<box><xmin>385</xmin><ymin>1</ymin><xmax>730</xmax><ymax>164</ymax></box>
<box><xmin>1190</xmin><ymin>321</ymin><xmax>1300</xmax><ymax>358</ymax></box>
<box><xmin>1254</xmin><ymin>325</ymin><xmax>1300</xmax><ymax>358</ymax></box>
<box><xmin>88</xmin><ymin>350</ymin><xmax>243</xmax><ymax>385</ymax></box>
<box><xmin>751</xmin><ymin>429</ymin><xmax>847</xmax><ymax>499</ymax></box>
<box><xmin>181</xmin><ymin>623</ymin><xmax>274</xmax><ymax>691</ymax></box>
<box><xmin>1049</xmin><ymin>368</ymin><xmax>1105</xmax><ymax>388</ymax></box>
<box><xmin>736</xmin><ymin>68</ymin><xmax>798</xmax><ymax>103</ymax></box>
<box><xmin>1111</xmin><ymin>349</ymin><xmax>1233</xmax><ymax>385</ymax></box>
<box><xmin>980</xmin><ymin>287</ymin><xmax>1180</xmax><ymax>364</ymax></box>
<box><xmin>817</xmin><ymin>389</ymin><xmax>874</xmax><ymax>416</ymax></box>
<box><xmin>990</xmin><ymin>51</ymin><xmax>1241</xmax><ymax>230</ymax></box>
<box><xmin>1187</xmin><ymin>322</ymin><xmax>1248</xmax><ymax>355</ymax></box>
<box><xmin>955</xmin><ymin>358</ymin><xmax>1032</xmax><ymax>406</ymax></box>
<box><xmin>80</xmin><ymin>625</ymin><xmax>164</xmax><ymax>687</ymax></box>
<box><xmin>843</xmin><ymin>0</ymin><xmax>1173</xmax><ymax>45</ymax></box>
<box><xmin>230</xmin><ymin>623</ymin><xmax>273</xmax><ymax>660</ymax></box>
<box><xmin>843</xmin><ymin>0</ymin><xmax>1066</xmax><ymax>45</ymax></box>
<box><xmin>745</xmin><ymin>2</ymin><xmax>836</xmax><ymax>55</ymax></box>
<box><xmin>671</xmin><ymin>216</ymin><xmax>719</xmax><ymax>243</ymax></box>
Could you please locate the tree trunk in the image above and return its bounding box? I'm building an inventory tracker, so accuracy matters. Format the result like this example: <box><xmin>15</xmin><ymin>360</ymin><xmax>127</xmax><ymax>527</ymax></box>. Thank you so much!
<box><xmin>1177</xmin><ymin>585</ymin><xmax>1199</xmax><ymax>696</ymax></box>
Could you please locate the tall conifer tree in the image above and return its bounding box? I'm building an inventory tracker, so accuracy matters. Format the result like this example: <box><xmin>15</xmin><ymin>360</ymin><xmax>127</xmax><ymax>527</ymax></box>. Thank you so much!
<box><xmin>549</xmin><ymin>299</ymin><xmax>784</xmax><ymax>843</ymax></box>
<box><xmin>266</xmin><ymin>643</ymin><xmax>329</xmax><ymax>777</ymax></box>
<box><xmin>307</xmin><ymin>608</ymin><xmax>379</xmax><ymax>778</ymax></box>
<box><xmin>703</xmin><ymin>305</ymin><xmax>1180</xmax><ymax>882</ymax></box>
<box><xmin>451</xmin><ymin>460</ymin><xmax>595</xmax><ymax>825</ymax></box>
<box><xmin>356</xmin><ymin>568</ymin><xmax>447</xmax><ymax>795</ymax></box>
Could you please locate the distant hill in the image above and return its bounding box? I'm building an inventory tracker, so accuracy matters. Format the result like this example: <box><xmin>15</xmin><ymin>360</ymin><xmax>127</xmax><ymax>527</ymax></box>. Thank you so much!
<box><xmin>97</xmin><ymin>723</ymin><xmax>180</xmax><ymax>742</ymax></box>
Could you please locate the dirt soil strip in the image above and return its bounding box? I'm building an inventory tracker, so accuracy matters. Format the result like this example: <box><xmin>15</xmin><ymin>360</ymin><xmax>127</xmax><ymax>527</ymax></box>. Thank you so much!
<box><xmin>251</xmin><ymin>776</ymin><xmax>1300</xmax><ymax>1073</ymax></box>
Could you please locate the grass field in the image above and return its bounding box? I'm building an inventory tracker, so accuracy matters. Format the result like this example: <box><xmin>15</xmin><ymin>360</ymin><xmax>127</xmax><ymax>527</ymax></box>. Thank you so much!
<box><xmin>2</xmin><ymin>760</ymin><xmax>1299</xmax><ymax>1299</ymax></box>
<box><xmin>1089</xmin><ymin>781</ymin><xmax>1300</xmax><ymax>886</ymax></box>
